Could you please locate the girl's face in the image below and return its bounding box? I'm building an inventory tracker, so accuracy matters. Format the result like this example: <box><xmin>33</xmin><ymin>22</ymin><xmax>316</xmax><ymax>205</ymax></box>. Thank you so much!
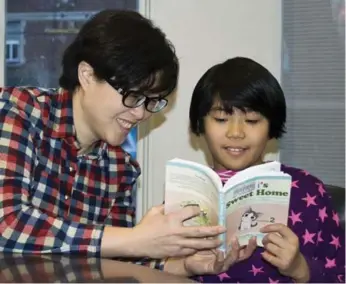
<box><xmin>203</xmin><ymin>103</ymin><xmax>271</xmax><ymax>171</ymax></box>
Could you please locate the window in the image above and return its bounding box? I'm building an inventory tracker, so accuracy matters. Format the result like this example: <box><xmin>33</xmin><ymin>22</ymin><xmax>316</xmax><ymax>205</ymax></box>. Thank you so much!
<box><xmin>5</xmin><ymin>20</ymin><xmax>25</xmax><ymax>65</ymax></box>
<box><xmin>6</xmin><ymin>39</ymin><xmax>20</xmax><ymax>63</ymax></box>
<box><xmin>281</xmin><ymin>0</ymin><xmax>345</xmax><ymax>187</ymax></box>
<box><xmin>5</xmin><ymin>0</ymin><xmax>137</xmax><ymax>86</ymax></box>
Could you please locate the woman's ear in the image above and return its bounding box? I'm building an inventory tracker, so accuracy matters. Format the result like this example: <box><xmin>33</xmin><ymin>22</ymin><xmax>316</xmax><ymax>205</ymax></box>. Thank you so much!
<box><xmin>78</xmin><ymin>61</ymin><xmax>95</xmax><ymax>90</ymax></box>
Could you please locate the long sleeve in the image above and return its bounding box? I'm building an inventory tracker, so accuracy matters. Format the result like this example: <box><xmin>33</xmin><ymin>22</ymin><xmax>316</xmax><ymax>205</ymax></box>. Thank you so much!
<box><xmin>301</xmin><ymin>181</ymin><xmax>345</xmax><ymax>283</ymax></box>
<box><xmin>0</xmin><ymin>100</ymin><xmax>104</xmax><ymax>254</ymax></box>
<box><xmin>192</xmin><ymin>165</ymin><xmax>345</xmax><ymax>283</ymax></box>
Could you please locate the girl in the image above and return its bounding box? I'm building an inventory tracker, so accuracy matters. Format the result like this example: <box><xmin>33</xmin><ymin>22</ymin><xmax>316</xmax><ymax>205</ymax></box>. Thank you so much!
<box><xmin>188</xmin><ymin>57</ymin><xmax>345</xmax><ymax>283</ymax></box>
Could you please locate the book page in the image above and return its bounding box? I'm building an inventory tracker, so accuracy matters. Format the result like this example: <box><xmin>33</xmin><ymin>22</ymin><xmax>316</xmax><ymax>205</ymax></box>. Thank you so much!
<box><xmin>164</xmin><ymin>158</ymin><xmax>221</xmax><ymax>226</ymax></box>
<box><xmin>222</xmin><ymin>161</ymin><xmax>281</xmax><ymax>192</ymax></box>
<box><xmin>223</xmin><ymin>173</ymin><xmax>292</xmax><ymax>251</ymax></box>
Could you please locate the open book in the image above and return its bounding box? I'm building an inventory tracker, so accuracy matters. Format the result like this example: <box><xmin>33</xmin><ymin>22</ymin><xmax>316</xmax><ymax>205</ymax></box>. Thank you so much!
<box><xmin>164</xmin><ymin>158</ymin><xmax>292</xmax><ymax>253</ymax></box>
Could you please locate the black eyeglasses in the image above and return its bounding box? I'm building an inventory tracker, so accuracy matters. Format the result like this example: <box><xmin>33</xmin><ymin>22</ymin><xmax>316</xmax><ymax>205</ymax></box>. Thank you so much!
<box><xmin>106</xmin><ymin>78</ymin><xmax>168</xmax><ymax>113</ymax></box>
<box><xmin>120</xmin><ymin>88</ymin><xmax>168</xmax><ymax>113</ymax></box>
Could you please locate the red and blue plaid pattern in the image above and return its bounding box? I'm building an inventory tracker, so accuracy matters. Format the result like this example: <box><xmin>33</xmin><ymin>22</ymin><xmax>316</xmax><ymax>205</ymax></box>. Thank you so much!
<box><xmin>0</xmin><ymin>87</ymin><xmax>163</xmax><ymax>269</ymax></box>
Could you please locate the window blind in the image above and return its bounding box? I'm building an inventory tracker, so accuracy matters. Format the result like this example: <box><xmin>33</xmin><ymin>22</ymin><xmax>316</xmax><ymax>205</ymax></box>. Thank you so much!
<box><xmin>280</xmin><ymin>0</ymin><xmax>345</xmax><ymax>187</ymax></box>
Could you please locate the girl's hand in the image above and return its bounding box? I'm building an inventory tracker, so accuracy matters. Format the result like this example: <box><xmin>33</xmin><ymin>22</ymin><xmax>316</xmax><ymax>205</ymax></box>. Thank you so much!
<box><xmin>165</xmin><ymin>236</ymin><xmax>257</xmax><ymax>276</ymax></box>
<box><xmin>184</xmin><ymin>236</ymin><xmax>257</xmax><ymax>276</ymax></box>
<box><xmin>261</xmin><ymin>223</ymin><xmax>310</xmax><ymax>282</ymax></box>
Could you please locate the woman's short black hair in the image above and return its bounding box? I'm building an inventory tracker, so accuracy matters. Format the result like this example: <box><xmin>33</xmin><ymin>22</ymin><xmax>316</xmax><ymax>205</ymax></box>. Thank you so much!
<box><xmin>189</xmin><ymin>57</ymin><xmax>286</xmax><ymax>139</ymax></box>
<box><xmin>59</xmin><ymin>10</ymin><xmax>178</xmax><ymax>96</ymax></box>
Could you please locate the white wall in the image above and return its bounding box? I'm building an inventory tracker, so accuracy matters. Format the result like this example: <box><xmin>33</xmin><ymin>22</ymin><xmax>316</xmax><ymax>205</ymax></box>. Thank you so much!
<box><xmin>136</xmin><ymin>0</ymin><xmax>282</xmax><ymax>220</ymax></box>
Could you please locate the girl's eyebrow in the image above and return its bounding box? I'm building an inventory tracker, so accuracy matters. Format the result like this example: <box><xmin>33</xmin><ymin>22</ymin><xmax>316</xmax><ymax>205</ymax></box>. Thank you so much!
<box><xmin>210</xmin><ymin>106</ymin><xmax>226</xmax><ymax>111</ymax></box>
<box><xmin>245</xmin><ymin>109</ymin><xmax>261</xmax><ymax>115</ymax></box>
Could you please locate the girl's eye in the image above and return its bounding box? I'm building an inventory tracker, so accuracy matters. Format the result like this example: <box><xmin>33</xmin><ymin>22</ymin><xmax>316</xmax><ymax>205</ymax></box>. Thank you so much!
<box><xmin>245</xmin><ymin>119</ymin><xmax>259</xmax><ymax>124</ymax></box>
<box><xmin>214</xmin><ymin>117</ymin><xmax>227</xmax><ymax>123</ymax></box>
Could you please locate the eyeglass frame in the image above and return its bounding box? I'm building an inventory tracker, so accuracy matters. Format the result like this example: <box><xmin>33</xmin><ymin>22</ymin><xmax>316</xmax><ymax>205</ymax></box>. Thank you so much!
<box><xmin>105</xmin><ymin>78</ymin><xmax>169</xmax><ymax>113</ymax></box>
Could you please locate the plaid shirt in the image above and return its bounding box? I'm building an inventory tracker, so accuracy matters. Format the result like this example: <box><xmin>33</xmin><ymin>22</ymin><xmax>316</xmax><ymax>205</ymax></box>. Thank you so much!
<box><xmin>0</xmin><ymin>87</ymin><xmax>163</xmax><ymax>269</ymax></box>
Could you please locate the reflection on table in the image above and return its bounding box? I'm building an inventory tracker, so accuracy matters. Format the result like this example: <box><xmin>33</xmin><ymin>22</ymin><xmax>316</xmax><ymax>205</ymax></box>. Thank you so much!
<box><xmin>0</xmin><ymin>253</ymin><xmax>195</xmax><ymax>283</ymax></box>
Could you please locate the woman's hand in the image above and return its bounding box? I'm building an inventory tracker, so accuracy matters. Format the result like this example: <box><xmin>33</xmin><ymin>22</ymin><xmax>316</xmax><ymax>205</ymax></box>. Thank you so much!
<box><xmin>133</xmin><ymin>204</ymin><xmax>225</xmax><ymax>258</ymax></box>
<box><xmin>260</xmin><ymin>223</ymin><xmax>310</xmax><ymax>282</ymax></box>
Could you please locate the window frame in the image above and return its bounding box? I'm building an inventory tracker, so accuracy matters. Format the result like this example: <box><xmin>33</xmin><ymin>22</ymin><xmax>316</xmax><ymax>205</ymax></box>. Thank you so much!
<box><xmin>0</xmin><ymin>0</ymin><xmax>5</xmax><ymax>84</ymax></box>
<box><xmin>5</xmin><ymin>20</ymin><xmax>26</xmax><ymax>66</ymax></box>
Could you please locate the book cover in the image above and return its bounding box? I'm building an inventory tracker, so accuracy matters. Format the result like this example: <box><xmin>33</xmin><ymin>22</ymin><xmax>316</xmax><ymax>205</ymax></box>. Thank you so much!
<box><xmin>164</xmin><ymin>158</ymin><xmax>292</xmax><ymax>253</ymax></box>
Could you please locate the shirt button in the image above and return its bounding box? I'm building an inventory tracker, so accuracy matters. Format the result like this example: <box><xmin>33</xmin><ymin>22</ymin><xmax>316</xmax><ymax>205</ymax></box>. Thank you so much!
<box><xmin>64</xmin><ymin>195</ymin><xmax>69</xmax><ymax>200</ymax></box>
